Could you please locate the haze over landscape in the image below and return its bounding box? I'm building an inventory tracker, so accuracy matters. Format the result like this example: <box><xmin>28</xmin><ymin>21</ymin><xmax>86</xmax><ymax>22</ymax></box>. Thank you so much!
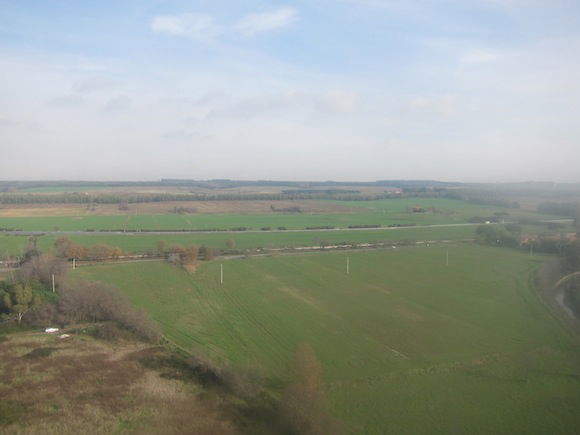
<box><xmin>1</xmin><ymin>0</ymin><xmax>579</xmax><ymax>182</ymax></box>
<box><xmin>2</xmin><ymin>3</ymin><xmax>580</xmax><ymax>434</ymax></box>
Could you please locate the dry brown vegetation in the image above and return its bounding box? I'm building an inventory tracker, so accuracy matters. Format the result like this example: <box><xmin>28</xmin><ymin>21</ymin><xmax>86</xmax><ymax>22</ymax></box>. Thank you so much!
<box><xmin>0</xmin><ymin>200</ymin><xmax>359</xmax><ymax>217</ymax></box>
<box><xmin>280</xmin><ymin>344</ymin><xmax>344</xmax><ymax>435</ymax></box>
<box><xmin>0</xmin><ymin>333</ymin><xmax>252</xmax><ymax>434</ymax></box>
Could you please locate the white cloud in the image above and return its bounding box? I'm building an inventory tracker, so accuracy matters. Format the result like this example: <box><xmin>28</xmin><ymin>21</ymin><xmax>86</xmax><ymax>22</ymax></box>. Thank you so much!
<box><xmin>45</xmin><ymin>94</ymin><xmax>84</xmax><ymax>108</ymax></box>
<box><xmin>235</xmin><ymin>7</ymin><xmax>298</xmax><ymax>37</ymax></box>
<box><xmin>460</xmin><ymin>50</ymin><xmax>501</xmax><ymax>65</ymax></box>
<box><xmin>73</xmin><ymin>76</ymin><xmax>116</xmax><ymax>93</ymax></box>
<box><xmin>322</xmin><ymin>91</ymin><xmax>357</xmax><ymax>113</ymax></box>
<box><xmin>344</xmin><ymin>0</ymin><xmax>544</xmax><ymax>8</ymax></box>
<box><xmin>478</xmin><ymin>0</ymin><xmax>547</xmax><ymax>8</ymax></box>
<box><xmin>3</xmin><ymin>7</ymin><xmax>580</xmax><ymax>183</ymax></box>
<box><xmin>103</xmin><ymin>95</ymin><xmax>131</xmax><ymax>112</ymax></box>
<box><xmin>0</xmin><ymin>116</ymin><xmax>42</xmax><ymax>132</ymax></box>
<box><xmin>161</xmin><ymin>129</ymin><xmax>210</xmax><ymax>141</ymax></box>
<box><xmin>401</xmin><ymin>95</ymin><xmax>458</xmax><ymax>116</ymax></box>
<box><xmin>206</xmin><ymin>90</ymin><xmax>357</xmax><ymax>120</ymax></box>
<box><xmin>151</xmin><ymin>13</ymin><xmax>220</xmax><ymax>40</ymax></box>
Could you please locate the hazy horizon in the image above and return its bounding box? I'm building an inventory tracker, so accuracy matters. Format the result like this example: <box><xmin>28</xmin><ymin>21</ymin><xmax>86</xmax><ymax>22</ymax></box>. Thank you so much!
<box><xmin>1</xmin><ymin>1</ymin><xmax>579</xmax><ymax>182</ymax></box>
<box><xmin>1</xmin><ymin>177</ymin><xmax>578</xmax><ymax>186</ymax></box>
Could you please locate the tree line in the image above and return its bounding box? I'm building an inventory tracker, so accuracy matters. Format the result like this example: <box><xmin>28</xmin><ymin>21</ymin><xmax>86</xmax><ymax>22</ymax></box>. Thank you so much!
<box><xmin>476</xmin><ymin>223</ymin><xmax>580</xmax><ymax>273</ymax></box>
<box><xmin>537</xmin><ymin>201</ymin><xmax>580</xmax><ymax>218</ymax></box>
<box><xmin>0</xmin><ymin>192</ymin><xmax>403</xmax><ymax>204</ymax></box>
<box><xmin>54</xmin><ymin>237</ymin><xmax>122</xmax><ymax>260</ymax></box>
<box><xmin>0</xmin><ymin>186</ymin><xmax>485</xmax><ymax>205</ymax></box>
<box><xmin>49</xmin><ymin>236</ymin><xmax>219</xmax><ymax>266</ymax></box>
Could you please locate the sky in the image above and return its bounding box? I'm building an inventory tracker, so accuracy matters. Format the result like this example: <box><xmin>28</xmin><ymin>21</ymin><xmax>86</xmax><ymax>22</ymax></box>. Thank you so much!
<box><xmin>1</xmin><ymin>0</ymin><xmax>579</xmax><ymax>182</ymax></box>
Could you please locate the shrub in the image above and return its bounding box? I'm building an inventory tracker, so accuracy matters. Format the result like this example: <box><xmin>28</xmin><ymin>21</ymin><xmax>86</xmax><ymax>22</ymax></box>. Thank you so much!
<box><xmin>56</xmin><ymin>282</ymin><xmax>162</xmax><ymax>342</ymax></box>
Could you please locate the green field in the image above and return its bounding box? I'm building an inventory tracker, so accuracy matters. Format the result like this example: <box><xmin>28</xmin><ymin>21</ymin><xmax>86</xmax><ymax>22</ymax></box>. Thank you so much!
<box><xmin>1</xmin><ymin>220</ymin><xmax>571</xmax><ymax>258</ymax></box>
<box><xmin>0</xmin><ymin>198</ymin><xmax>553</xmax><ymax>232</ymax></box>
<box><xmin>74</xmin><ymin>245</ymin><xmax>580</xmax><ymax>434</ymax></box>
<box><xmin>0</xmin><ymin>225</ymin><xmax>478</xmax><ymax>257</ymax></box>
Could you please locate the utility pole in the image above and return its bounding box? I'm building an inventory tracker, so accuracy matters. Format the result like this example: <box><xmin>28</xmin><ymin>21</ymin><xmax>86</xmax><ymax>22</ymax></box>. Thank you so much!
<box><xmin>220</xmin><ymin>264</ymin><xmax>223</xmax><ymax>285</ymax></box>
<box><xmin>446</xmin><ymin>250</ymin><xmax>449</xmax><ymax>266</ymax></box>
<box><xmin>346</xmin><ymin>256</ymin><xmax>350</xmax><ymax>275</ymax></box>
<box><xmin>73</xmin><ymin>257</ymin><xmax>76</xmax><ymax>270</ymax></box>
<box><xmin>52</xmin><ymin>274</ymin><xmax>55</xmax><ymax>293</ymax></box>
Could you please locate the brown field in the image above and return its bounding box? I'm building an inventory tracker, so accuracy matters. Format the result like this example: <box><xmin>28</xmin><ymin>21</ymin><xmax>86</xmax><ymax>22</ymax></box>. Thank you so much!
<box><xmin>0</xmin><ymin>200</ymin><xmax>359</xmax><ymax>217</ymax></box>
<box><xmin>14</xmin><ymin>184</ymin><xmax>399</xmax><ymax>196</ymax></box>
<box><xmin>0</xmin><ymin>332</ymin><xmax>268</xmax><ymax>434</ymax></box>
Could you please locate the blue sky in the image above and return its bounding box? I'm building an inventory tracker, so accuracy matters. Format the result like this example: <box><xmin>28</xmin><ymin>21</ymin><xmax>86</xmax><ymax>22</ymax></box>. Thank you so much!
<box><xmin>1</xmin><ymin>0</ymin><xmax>579</xmax><ymax>181</ymax></box>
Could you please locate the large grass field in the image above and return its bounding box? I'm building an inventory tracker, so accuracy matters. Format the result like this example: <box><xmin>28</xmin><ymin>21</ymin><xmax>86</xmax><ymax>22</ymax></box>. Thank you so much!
<box><xmin>74</xmin><ymin>245</ymin><xmax>580</xmax><ymax>434</ymax></box>
<box><xmin>0</xmin><ymin>198</ymin><xmax>553</xmax><ymax>231</ymax></box>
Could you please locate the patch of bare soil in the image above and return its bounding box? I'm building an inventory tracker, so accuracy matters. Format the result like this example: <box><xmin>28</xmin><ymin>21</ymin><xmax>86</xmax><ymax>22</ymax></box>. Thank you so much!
<box><xmin>0</xmin><ymin>204</ymin><xmax>90</xmax><ymax>217</ymax></box>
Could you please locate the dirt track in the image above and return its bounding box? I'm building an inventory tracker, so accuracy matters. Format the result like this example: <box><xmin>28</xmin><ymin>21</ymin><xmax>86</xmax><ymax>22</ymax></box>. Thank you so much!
<box><xmin>535</xmin><ymin>259</ymin><xmax>580</xmax><ymax>335</ymax></box>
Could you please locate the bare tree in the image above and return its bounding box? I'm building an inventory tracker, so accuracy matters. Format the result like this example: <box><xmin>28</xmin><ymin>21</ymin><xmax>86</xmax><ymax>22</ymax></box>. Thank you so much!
<box><xmin>157</xmin><ymin>240</ymin><xmax>168</xmax><ymax>255</ymax></box>
<box><xmin>88</xmin><ymin>244</ymin><xmax>114</xmax><ymax>259</ymax></box>
<box><xmin>54</xmin><ymin>236</ymin><xmax>87</xmax><ymax>259</ymax></box>
<box><xmin>205</xmin><ymin>247</ymin><xmax>215</xmax><ymax>261</ymax></box>
<box><xmin>183</xmin><ymin>244</ymin><xmax>199</xmax><ymax>264</ymax></box>
<box><xmin>167</xmin><ymin>244</ymin><xmax>186</xmax><ymax>265</ymax></box>
<box><xmin>54</xmin><ymin>236</ymin><xmax>72</xmax><ymax>257</ymax></box>
<box><xmin>18</xmin><ymin>252</ymin><xmax>67</xmax><ymax>290</ymax></box>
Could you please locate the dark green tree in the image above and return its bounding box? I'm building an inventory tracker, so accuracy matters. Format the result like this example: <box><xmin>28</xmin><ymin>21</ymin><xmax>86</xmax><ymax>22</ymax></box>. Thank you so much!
<box><xmin>1</xmin><ymin>283</ymin><xmax>41</xmax><ymax>323</ymax></box>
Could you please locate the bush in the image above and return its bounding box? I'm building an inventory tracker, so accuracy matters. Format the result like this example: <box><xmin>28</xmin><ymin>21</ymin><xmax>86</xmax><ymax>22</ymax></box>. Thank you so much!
<box><xmin>562</xmin><ymin>240</ymin><xmax>580</xmax><ymax>272</ymax></box>
<box><xmin>24</xmin><ymin>347</ymin><xmax>59</xmax><ymax>359</ymax></box>
<box><xmin>476</xmin><ymin>225</ymin><xmax>519</xmax><ymax>248</ymax></box>
<box><xmin>565</xmin><ymin>277</ymin><xmax>580</xmax><ymax>316</ymax></box>
<box><xmin>505</xmin><ymin>223</ymin><xmax>522</xmax><ymax>234</ymax></box>
<box><xmin>55</xmin><ymin>282</ymin><xmax>162</xmax><ymax>342</ymax></box>
<box><xmin>90</xmin><ymin>322</ymin><xmax>132</xmax><ymax>341</ymax></box>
